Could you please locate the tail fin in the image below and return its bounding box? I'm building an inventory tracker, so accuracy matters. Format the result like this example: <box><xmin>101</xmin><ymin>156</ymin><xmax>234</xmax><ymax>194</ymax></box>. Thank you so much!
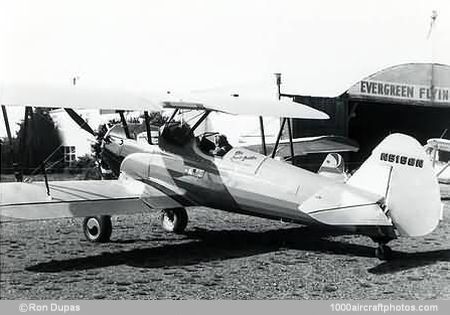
<box><xmin>347</xmin><ymin>134</ymin><xmax>442</xmax><ymax>237</ymax></box>
<box><xmin>318</xmin><ymin>153</ymin><xmax>347</xmax><ymax>182</ymax></box>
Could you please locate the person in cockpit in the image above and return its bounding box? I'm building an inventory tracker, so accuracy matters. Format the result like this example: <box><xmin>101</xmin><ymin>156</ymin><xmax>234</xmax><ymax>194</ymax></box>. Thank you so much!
<box><xmin>198</xmin><ymin>135</ymin><xmax>216</xmax><ymax>153</ymax></box>
<box><xmin>211</xmin><ymin>134</ymin><xmax>232</xmax><ymax>157</ymax></box>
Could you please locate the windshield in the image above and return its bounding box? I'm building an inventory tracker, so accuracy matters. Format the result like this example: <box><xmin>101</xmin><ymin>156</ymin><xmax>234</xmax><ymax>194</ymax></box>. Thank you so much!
<box><xmin>108</xmin><ymin>123</ymin><xmax>159</xmax><ymax>142</ymax></box>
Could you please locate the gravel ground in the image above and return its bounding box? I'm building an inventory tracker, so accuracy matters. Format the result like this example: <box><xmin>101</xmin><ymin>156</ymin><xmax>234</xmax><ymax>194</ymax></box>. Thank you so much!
<box><xmin>1</xmin><ymin>186</ymin><xmax>449</xmax><ymax>300</ymax></box>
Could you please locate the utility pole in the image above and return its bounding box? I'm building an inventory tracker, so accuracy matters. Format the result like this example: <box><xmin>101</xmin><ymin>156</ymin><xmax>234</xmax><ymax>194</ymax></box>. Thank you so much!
<box><xmin>428</xmin><ymin>10</ymin><xmax>438</xmax><ymax>103</ymax></box>
<box><xmin>274</xmin><ymin>72</ymin><xmax>295</xmax><ymax>163</ymax></box>
<box><xmin>426</xmin><ymin>10</ymin><xmax>438</xmax><ymax>40</ymax></box>
<box><xmin>274</xmin><ymin>73</ymin><xmax>282</xmax><ymax>100</ymax></box>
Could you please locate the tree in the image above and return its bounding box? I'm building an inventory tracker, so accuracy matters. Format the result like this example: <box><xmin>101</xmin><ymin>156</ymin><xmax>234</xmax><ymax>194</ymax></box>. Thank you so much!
<box><xmin>15</xmin><ymin>108</ymin><xmax>64</xmax><ymax>174</ymax></box>
<box><xmin>140</xmin><ymin>111</ymin><xmax>166</xmax><ymax>127</ymax></box>
<box><xmin>0</xmin><ymin>137</ymin><xmax>19</xmax><ymax>174</ymax></box>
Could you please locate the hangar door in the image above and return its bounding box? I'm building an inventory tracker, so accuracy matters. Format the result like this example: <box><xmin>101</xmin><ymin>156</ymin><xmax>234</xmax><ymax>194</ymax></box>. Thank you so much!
<box><xmin>347</xmin><ymin>63</ymin><xmax>450</xmax><ymax>164</ymax></box>
<box><xmin>348</xmin><ymin>101</ymin><xmax>450</xmax><ymax>164</ymax></box>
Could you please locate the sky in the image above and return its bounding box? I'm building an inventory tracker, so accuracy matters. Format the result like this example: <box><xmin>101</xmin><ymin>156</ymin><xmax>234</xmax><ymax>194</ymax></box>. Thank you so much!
<box><xmin>1</xmin><ymin>0</ymin><xmax>449</xmax><ymax>136</ymax></box>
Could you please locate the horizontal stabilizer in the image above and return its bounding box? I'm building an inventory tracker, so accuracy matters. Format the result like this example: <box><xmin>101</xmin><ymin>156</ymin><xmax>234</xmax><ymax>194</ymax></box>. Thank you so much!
<box><xmin>298</xmin><ymin>183</ymin><xmax>391</xmax><ymax>227</ymax></box>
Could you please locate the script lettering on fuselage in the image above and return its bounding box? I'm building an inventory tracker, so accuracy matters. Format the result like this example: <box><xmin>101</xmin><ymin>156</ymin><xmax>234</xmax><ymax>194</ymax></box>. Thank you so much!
<box><xmin>380</xmin><ymin>152</ymin><xmax>424</xmax><ymax>168</ymax></box>
<box><xmin>230</xmin><ymin>150</ymin><xmax>258</xmax><ymax>163</ymax></box>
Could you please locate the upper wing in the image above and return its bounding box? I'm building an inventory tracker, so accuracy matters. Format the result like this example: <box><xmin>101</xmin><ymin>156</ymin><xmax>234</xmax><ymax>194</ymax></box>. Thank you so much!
<box><xmin>0</xmin><ymin>179</ymin><xmax>183</xmax><ymax>221</ymax></box>
<box><xmin>0</xmin><ymin>82</ymin><xmax>163</xmax><ymax>111</ymax></box>
<box><xmin>163</xmin><ymin>94</ymin><xmax>329</xmax><ymax>119</ymax></box>
<box><xmin>0</xmin><ymin>82</ymin><xmax>328</xmax><ymax>119</ymax></box>
<box><xmin>427</xmin><ymin>138</ymin><xmax>450</xmax><ymax>152</ymax></box>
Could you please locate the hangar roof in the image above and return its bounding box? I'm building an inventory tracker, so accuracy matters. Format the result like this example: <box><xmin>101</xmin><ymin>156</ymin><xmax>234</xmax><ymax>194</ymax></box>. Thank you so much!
<box><xmin>347</xmin><ymin>63</ymin><xmax>450</xmax><ymax>107</ymax></box>
<box><xmin>291</xmin><ymin>63</ymin><xmax>450</xmax><ymax>107</ymax></box>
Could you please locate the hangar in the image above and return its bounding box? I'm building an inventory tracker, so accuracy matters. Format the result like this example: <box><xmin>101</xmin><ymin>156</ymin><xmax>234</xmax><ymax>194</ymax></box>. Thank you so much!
<box><xmin>287</xmin><ymin>63</ymin><xmax>450</xmax><ymax>169</ymax></box>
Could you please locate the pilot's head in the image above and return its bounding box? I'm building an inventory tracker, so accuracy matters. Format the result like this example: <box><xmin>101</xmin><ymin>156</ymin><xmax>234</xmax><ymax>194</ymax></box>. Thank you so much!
<box><xmin>215</xmin><ymin>134</ymin><xmax>228</xmax><ymax>146</ymax></box>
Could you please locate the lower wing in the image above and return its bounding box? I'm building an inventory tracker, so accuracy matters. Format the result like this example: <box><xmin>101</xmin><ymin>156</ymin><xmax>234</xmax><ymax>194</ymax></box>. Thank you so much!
<box><xmin>0</xmin><ymin>179</ymin><xmax>183</xmax><ymax>221</ymax></box>
<box><xmin>277</xmin><ymin>135</ymin><xmax>359</xmax><ymax>156</ymax></box>
<box><xmin>243</xmin><ymin>135</ymin><xmax>359</xmax><ymax>157</ymax></box>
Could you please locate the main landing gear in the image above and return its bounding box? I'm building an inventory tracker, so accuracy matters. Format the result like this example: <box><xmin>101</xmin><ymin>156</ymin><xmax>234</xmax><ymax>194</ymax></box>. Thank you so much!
<box><xmin>82</xmin><ymin>208</ymin><xmax>188</xmax><ymax>242</ymax></box>
<box><xmin>375</xmin><ymin>243</ymin><xmax>393</xmax><ymax>261</ymax></box>
<box><xmin>82</xmin><ymin>216</ymin><xmax>112</xmax><ymax>243</ymax></box>
<box><xmin>160</xmin><ymin>208</ymin><xmax>188</xmax><ymax>234</ymax></box>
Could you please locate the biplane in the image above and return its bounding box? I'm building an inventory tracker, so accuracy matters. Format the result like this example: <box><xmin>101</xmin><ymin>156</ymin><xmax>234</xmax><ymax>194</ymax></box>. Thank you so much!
<box><xmin>425</xmin><ymin>138</ymin><xmax>450</xmax><ymax>184</ymax></box>
<box><xmin>0</xmin><ymin>82</ymin><xmax>443</xmax><ymax>260</ymax></box>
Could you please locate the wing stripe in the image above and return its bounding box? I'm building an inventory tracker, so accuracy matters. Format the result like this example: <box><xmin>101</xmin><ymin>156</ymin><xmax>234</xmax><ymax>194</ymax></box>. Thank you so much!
<box><xmin>306</xmin><ymin>203</ymin><xmax>379</xmax><ymax>215</ymax></box>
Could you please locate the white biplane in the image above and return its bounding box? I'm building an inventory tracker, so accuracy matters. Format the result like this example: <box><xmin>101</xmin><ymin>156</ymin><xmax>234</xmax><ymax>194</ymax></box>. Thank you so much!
<box><xmin>0</xmin><ymin>82</ymin><xmax>443</xmax><ymax>260</ymax></box>
<box><xmin>425</xmin><ymin>138</ymin><xmax>450</xmax><ymax>184</ymax></box>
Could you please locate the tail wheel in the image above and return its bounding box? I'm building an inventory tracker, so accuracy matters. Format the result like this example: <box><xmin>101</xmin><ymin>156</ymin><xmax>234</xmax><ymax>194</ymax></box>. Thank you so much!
<box><xmin>83</xmin><ymin>216</ymin><xmax>112</xmax><ymax>242</ymax></box>
<box><xmin>160</xmin><ymin>208</ymin><xmax>188</xmax><ymax>233</ymax></box>
<box><xmin>375</xmin><ymin>244</ymin><xmax>393</xmax><ymax>261</ymax></box>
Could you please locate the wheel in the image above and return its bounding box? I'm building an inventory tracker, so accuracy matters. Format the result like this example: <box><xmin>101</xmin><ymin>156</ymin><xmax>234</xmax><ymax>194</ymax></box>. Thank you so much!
<box><xmin>83</xmin><ymin>216</ymin><xmax>112</xmax><ymax>242</ymax></box>
<box><xmin>375</xmin><ymin>244</ymin><xmax>393</xmax><ymax>261</ymax></box>
<box><xmin>160</xmin><ymin>208</ymin><xmax>188</xmax><ymax>233</ymax></box>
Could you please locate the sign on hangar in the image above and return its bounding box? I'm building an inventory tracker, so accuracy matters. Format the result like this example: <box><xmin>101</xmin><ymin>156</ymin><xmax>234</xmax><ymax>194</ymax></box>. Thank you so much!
<box><xmin>347</xmin><ymin>63</ymin><xmax>450</xmax><ymax>106</ymax></box>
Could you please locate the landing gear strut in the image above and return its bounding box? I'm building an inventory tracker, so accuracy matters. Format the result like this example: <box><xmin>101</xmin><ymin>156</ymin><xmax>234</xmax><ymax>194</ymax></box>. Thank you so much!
<box><xmin>160</xmin><ymin>208</ymin><xmax>188</xmax><ymax>233</ymax></box>
<box><xmin>82</xmin><ymin>216</ymin><xmax>112</xmax><ymax>242</ymax></box>
<box><xmin>375</xmin><ymin>243</ymin><xmax>393</xmax><ymax>261</ymax></box>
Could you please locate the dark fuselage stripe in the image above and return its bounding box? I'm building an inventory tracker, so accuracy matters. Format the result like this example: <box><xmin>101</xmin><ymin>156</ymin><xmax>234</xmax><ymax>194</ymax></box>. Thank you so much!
<box><xmin>139</xmin><ymin>178</ymin><xmax>197</xmax><ymax>207</ymax></box>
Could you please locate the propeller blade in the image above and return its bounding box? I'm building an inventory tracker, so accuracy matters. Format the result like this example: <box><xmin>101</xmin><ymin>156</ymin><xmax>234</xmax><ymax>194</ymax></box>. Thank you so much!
<box><xmin>64</xmin><ymin>108</ymin><xmax>96</xmax><ymax>136</ymax></box>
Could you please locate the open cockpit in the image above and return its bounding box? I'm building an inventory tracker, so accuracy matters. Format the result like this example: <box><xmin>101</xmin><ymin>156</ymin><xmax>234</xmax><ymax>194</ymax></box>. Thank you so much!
<box><xmin>158</xmin><ymin>120</ymin><xmax>233</xmax><ymax>158</ymax></box>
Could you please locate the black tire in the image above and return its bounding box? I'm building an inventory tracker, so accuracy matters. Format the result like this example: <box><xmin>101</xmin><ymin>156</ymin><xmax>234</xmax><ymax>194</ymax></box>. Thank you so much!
<box><xmin>83</xmin><ymin>216</ymin><xmax>112</xmax><ymax>243</ymax></box>
<box><xmin>160</xmin><ymin>208</ymin><xmax>188</xmax><ymax>234</ymax></box>
<box><xmin>375</xmin><ymin>244</ymin><xmax>393</xmax><ymax>261</ymax></box>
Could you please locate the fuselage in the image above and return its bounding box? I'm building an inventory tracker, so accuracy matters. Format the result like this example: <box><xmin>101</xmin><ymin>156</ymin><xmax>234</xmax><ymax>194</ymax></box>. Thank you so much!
<box><xmin>101</xmin><ymin>123</ymin><xmax>395</xmax><ymax>240</ymax></box>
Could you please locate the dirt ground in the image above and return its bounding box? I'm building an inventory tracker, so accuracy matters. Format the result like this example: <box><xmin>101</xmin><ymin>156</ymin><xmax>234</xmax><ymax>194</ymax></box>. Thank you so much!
<box><xmin>0</xmin><ymin>186</ymin><xmax>449</xmax><ymax>300</ymax></box>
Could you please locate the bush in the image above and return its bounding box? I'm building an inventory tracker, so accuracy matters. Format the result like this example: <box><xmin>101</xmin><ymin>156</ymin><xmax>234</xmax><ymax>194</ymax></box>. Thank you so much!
<box><xmin>67</xmin><ymin>155</ymin><xmax>97</xmax><ymax>174</ymax></box>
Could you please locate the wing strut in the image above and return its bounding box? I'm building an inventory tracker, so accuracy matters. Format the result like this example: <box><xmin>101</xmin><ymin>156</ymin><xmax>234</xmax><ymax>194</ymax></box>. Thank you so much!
<box><xmin>287</xmin><ymin>118</ymin><xmax>295</xmax><ymax>164</ymax></box>
<box><xmin>40</xmin><ymin>163</ymin><xmax>51</xmax><ymax>197</ymax></box>
<box><xmin>259</xmin><ymin>116</ymin><xmax>267</xmax><ymax>155</ymax></box>
<box><xmin>118</xmin><ymin>110</ymin><xmax>131</xmax><ymax>139</ymax></box>
<box><xmin>437</xmin><ymin>162</ymin><xmax>450</xmax><ymax>177</ymax></box>
<box><xmin>1</xmin><ymin>105</ymin><xmax>21</xmax><ymax>181</ymax></box>
<box><xmin>17</xmin><ymin>107</ymin><xmax>33</xmax><ymax>181</ymax></box>
<box><xmin>269</xmin><ymin>118</ymin><xmax>295</xmax><ymax>164</ymax></box>
<box><xmin>167</xmin><ymin>108</ymin><xmax>179</xmax><ymax>124</ymax></box>
<box><xmin>1</xmin><ymin>105</ymin><xmax>13</xmax><ymax>145</ymax></box>
<box><xmin>271</xmin><ymin>118</ymin><xmax>287</xmax><ymax>158</ymax></box>
<box><xmin>191</xmin><ymin>110</ymin><xmax>211</xmax><ymax>133</ymax></box>
<box><xmin>143</xmin><ymin>111</ymin><xmax>153</xmax><ymax>145</ymax></box>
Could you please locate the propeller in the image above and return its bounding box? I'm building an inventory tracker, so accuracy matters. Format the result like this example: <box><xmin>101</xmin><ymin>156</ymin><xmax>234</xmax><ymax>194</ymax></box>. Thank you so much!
<box><xmin>63</xmin><ymin>108</ymin><xmax>112</xmax><ymax>179</ymax></box>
